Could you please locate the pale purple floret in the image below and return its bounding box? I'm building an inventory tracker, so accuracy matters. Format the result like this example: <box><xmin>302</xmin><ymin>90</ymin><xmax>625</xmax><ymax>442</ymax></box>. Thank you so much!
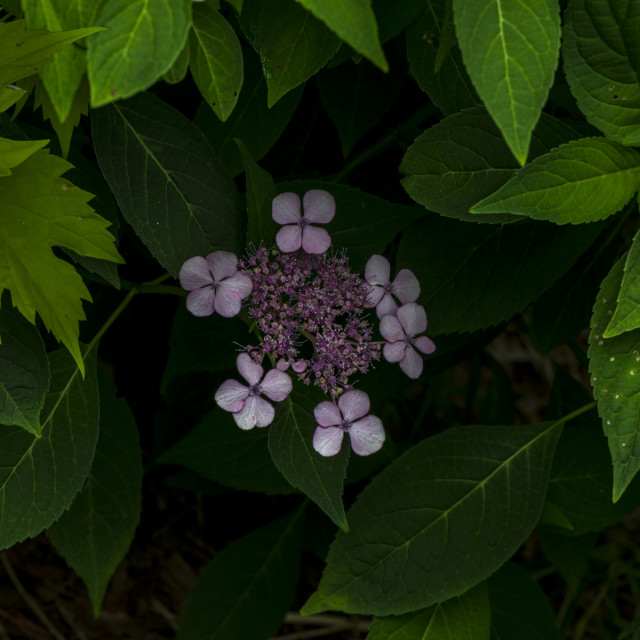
<box><xmin>364</xmin><ymin>254</ymin><xmax>420</xmax><ymax>319</ymax></box>
<box><xmin>179</xmin><ymin>251</ymin><xmax>253</xmax><ymax>318</ymax></box>
<box><xmin>380</xmin><ymin>302</ymin><xmax>435</xmax><ymax>379</ymax></box>
<box><xmin>312</xmin><ymin>390</ymin><xmax>385</xmax><ymax>457</ymax></box>
<box><xmin>215</xmin><ymin>353</ymin><xmax>292</xmax><ymax>430</ymax></box>
<box><xmin>272</xmin><ymin>190</ymin><xmax>335</xmax><ymax>254</ymax></box>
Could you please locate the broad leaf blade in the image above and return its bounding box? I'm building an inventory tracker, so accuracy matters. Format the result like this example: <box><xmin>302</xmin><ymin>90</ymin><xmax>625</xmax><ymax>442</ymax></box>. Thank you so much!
<box><xmin>301</xmin><ymin>421</ymin><xmax>562</xmax><ymax>616</ymax></box>
<box><xmin>606</xmin><ymin>228</ymin><xmax>640</xmax><ymax>337</ymax></box>
<box><xmin>0</xmin><ymin>137</ymin><xmax>48</xmax><ymax>176</ymax></box>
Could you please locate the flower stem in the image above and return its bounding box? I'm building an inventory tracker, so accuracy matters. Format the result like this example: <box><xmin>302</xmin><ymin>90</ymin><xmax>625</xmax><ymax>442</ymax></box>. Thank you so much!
<box><xmin>87</xmin><ymin>286</ymin><xmax>138</xmax><ymax>351</ymax></box>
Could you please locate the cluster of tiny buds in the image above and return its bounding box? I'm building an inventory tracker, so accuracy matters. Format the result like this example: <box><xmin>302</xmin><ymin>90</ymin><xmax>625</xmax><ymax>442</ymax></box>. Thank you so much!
<box><xmin>178</xmin><ymin>189</ymin><xmax>435</xmax><ymax>457</ymax></box>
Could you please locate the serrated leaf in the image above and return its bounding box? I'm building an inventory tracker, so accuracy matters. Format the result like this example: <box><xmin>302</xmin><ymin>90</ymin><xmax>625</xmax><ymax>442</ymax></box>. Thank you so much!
<box><xmin>0</xmin><ymin>148</ymin><xmax>122</xmax><ymax>373</ymax></box>
<box><xmin>606</xmin><ymin>228</ymin><xmax>640</xmax><ymax>337</ymax></box>
<box><xmin>368</xmin><ymin>583</ymin><xmax>490</xmax><ymax>640</ymax></box>
<box><xmin>269</xmin><ymin>384</ymin><xmax>349</xmax><ymax>531</ymax></box>
<box><xmin>563</xmin><ymin>0</ymin><xmax>640</xmax><ymax>146</ymax></box>
<box><xmin>190</xmin><ymin>4</ymin><xmax>243</xmax><ymax>121</ymax></box>
<box><xmin>0</xmin><ymin>136</ymin><xmax>48</xmax><ymax>176</ymax></box>
<box><xmin>0</xmin><ymin>303</ymin><xmax>50</xmax><ymax>436</ymax></box>
<box><xmin>471</xmin><ymin>138</ymin><xmax>640</xmax><ymax>224</ymax></box>
<box><xmin>176</xmin><ymin>507</ymin><xmax>305</xmax><ymax>640</ymax></box>
<box><xmin>242</xmin><ymin>0</ymin><xmax>341</xmax><ymax>107</ymax></box>
<box><xmin>0</xmin><ymin>85</ymin><xmax>25</xmax><ymax>112</ymax></box>
<box><xmin>453</xmin><ymin>0</ymin><xmax>560</xmax><ymax>164</ymax></box>
<box><xmin>47</xmin><ymin>370</ymin><xmax>142</xmax><ymax>616</ymax></box>
<box><xmin>92</xmin><ymin>92</ymin><xmax>243</xmax><ymax>277</ymax></box>
<box><xmin>588</xmin><ymin>256</ymin><xmax>640</xmax><ymax>501</ymax></box>
<box><xmin>0</xmin><ymin>346</ymin><xmax>99</xmax><ymax>550</ymax></box>
<box><xmin>87</xmin><ymin>0</ymin><xmax>191</xmax><ymax>107</ymax></box>
<box><xmin>301</xmin><ymin>421</ymin><xmax>562</xmax><ymax>616</ymax></box>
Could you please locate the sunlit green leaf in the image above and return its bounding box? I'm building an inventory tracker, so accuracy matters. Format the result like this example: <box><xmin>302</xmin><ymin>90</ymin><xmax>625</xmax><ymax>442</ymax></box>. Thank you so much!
<box><xmin>606</xmin><ymin>228</ymin><xmax>640</xmax><ymax>337</ymax></box>
<box><xmin>0</xmin><ymin>136</ymin><xmax>48</xmax><ymax>176</ymax></box>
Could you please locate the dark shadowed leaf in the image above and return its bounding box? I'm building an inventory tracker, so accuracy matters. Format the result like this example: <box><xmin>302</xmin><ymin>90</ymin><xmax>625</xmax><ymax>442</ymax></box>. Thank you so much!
<box><xmin>606</xmin><ymin>227</ymin><xmax>640</xmax><ymax>337</ymax></box>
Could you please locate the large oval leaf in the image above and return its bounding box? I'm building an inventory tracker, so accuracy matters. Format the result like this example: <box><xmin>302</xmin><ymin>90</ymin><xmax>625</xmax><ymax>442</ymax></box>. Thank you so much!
<box><xmin>606</xmin><ymin>227</ymin><xmax>640</xmax><ymax>337</ymax></box>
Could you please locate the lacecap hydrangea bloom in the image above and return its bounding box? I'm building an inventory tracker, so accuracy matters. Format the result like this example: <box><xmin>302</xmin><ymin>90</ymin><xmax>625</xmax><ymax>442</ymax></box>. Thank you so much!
<box><xmin>179</xmin><ymin>189</ymin><xmax>435</xmax><ymax>457</ymax></box>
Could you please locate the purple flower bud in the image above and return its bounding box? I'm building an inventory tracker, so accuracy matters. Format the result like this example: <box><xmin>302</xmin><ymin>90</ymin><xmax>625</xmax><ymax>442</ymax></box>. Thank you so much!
<box><xmin>364</xmin><ymin>254</ymin><xmax>420</xmax><ymax>319</ymax></box>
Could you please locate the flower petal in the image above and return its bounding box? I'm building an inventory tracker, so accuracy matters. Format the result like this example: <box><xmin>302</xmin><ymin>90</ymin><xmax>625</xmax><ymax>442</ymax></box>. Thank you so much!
<box><xmin>236</xmin><ymin>353</ymin><xmax>264</xmax><ymax>386</ymax></box>
<box><xmin>261</xmin><ymin>369</ymin><xmax>293</xmax><ymax>402</ymax></box>
<box><xmin>348</xmin><ymin>415</ymin><xmax>385</xmax><ymax>456</ymax></box>
<box><xmin>338</xmin><ymin>389</ymin><xmax>370</xmax><ymax>422</ymax></box>
<box><xmin>186</xmin><ymin>287</ymin><xmax>216</xmax><ymax>317</ymax></box>
<box><xmin>314</xmin><ymin>401</ymin><xmax>342</xmax><ymax>427</ymax></box>
<box><xmin>303</xmin><ymin>190</ymin><xmax>335</xmax><ymax>223</ymax></box>
<box><xmin>206</xmin><ymin>251</ymin><xmax>238</xmax><ymax>282</ymax></box>
<box><xmin>376</xmin><ymin>292</ymin><xmax>398</xmax><ymax>319</ymax></box>
<box><xmin>272</xmin><ymin>192</ymin><xmax>301</xmax><ymax>224</ymax></box>
<box><xmin>215</xmin><ymin>379</ymin><xmax>249</xmax><ymax>412</ymax></box>
<box><xmin>397</xmin><ymin>302</ymin><xmax>427</xmax><ymax>336</ymax></box>
<box><xmin>219</xmin><ymin>272</ymin><xmax>253</xmax><ymax>300</ymax></box>
<box><xmin>179</xmin><ymin>256</ymin><xmax>213</xmax><ymax>290</ymax></box>
<box><xmin>233</xmin><ymin>394</ymin><xmax>275</xmax><ymax>430</ymax></box>
<box><xmin>399</xmin><ymin>345</ymin><xmax>423</xmax><ymax>379</ymax></box>
<box><xmin>213</xmin><ymin>286</ymin><xmax>242</xmax><ymax>318</ymax></box>
<box><xmin>364</xmin><ymin>283</ymin><xmax>385</xmax><ymax>308</ymax></box>
<box><xmin>414</xmin><ymin>335</ymin><xmax>436</xmax><ymax>355</ymax></box>
<box><xmin>277</xmin><ymin>358</ymin><xmax>290</xmax><ymax>371</ymax></box>
<box><xmin>365</xmin><ymin>254</ymin><xmax>390</xmax><ymax>286</ymax></box>
<box><xmin>392</xmin><ymin>268</ymin><xmax>420</xmax><ymax>304</ymax></box>
<box><xmin>276</xmin><ymin>224</ymin><xmax>302</xmax><ymax>253</ymax></box>
<box><xmin>379</xmin><ymin>314</ymin><xmax>404</xmax><ymax>342</ymax></box>
<box><xmin>292</xmin><ymin>359</ymin><xmax>308</xmax><ymax>372</ymax></box>
<box><xmin>313</xmin><ymin>425</ymin><xmax>345</xmax><ymax>457</ymax></box>
<box><xmin>301</xmin><ymin>226</ymin><xmax>331</xmax><ymax>254</ymax></box>
<box><xmin>383</xmin><ymin>340</ymin><xmax>406</xmax><ymax>363</ymax></box>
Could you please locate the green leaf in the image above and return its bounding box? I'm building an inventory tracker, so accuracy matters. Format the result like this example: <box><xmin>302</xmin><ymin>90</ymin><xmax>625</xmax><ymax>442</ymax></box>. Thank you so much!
<box><xmin>471</xmin><ymin>138</ymin><xmax>640</xmax><ymax>223</ymax></box>
<box><xmin>163</xmin><ymin>40</ymin><xmax>190</xmax><ymax>84</ymax></box>
<box><xmin>563</xmin><ymin>0</ymin><xmax>640</xmax><ymax>146</ymax></box>
<box><xmin>87</xmin><ymin>0</ymin><xmax>191</xmax><ymax>107</ymax></box>
<box><xmin>242</xmin><ymin>0</ymin><xmax>341</xmax><ymax>107</ymax></box>
<box><xmin>487</xmin><ymin>563</ymin><xmax>560</xmax><ymax>640</ymax></box>
<box><xmin>453</xmin><ymin>0</ymin><xmax>560</xmax><ymax>164</ymax></box>
<box><xmin>177</xmin><ymin>507</ymin><xmax>305</xmax><ymax>640</ymax></box>
<box><xmin>588</xmin><ymin>256</ymin><xmax>640</xmax><ymax>501</ymax></box>
<box><xmin>606</xmin><ymin>228</ymin><xmax>640</xmax><ymax>337</ymax></box>
<box><xmin>0</xmin><ymin>346</ymin><xmax>99</xmax><ymax>550</ymax></box>
<box><xmin>0</xmin><ymin>303</ymin><xmax>50</xmax><ymax>437</ymax></box>
<box><xmin>92</xmin><ymin>92</ymin><xmax>243</xmax><ymax>277</ymax></box>
<box><xmin>301</xmin><ymin>421</ymin><xmax>562</xmax><ymax>616</ymax></box>
<box><xmin>0</xmin><ymin>85</ymin><xmax>26</xmax><ymax>112</ymax></box>
<box><xmin>0</xmin><ymin>148</ymin><xmax>122</xmax><ymax>373</ymax></box>
<box><xmin>269</xmin><ymin>384</ymin><xmax>349</xmax><ymax>531</ymax></box>
<box><xmin>0</xmin><ymin>136</ymin><xmax>48</xmax><ymax>176</ymax></box>
<box><xmin>372</xmin><ymin>0</ymin><xmax>423</xmax><ymax>44</ymax></box>
<box><xmin>397</xmin><ymin>214</ymin><xmax>603</xmax><ymax>336</ymax></box>
<box><xmin>0</xmin><ymin>19</ymin><xmax>102</xmax><ymax>88</ymax></box>
<box><xmin>158</xmin><ymin>408</ymin><xmax>296</xmax><ymax>494</ymax></box>
<box><xmin>368</xmin><ymin>583</ymin><xmax>490</xmax><ymax>640</ymax></box>
<box><xmin>47</xmin><ymin>370</ymin><xmax>142</xmax><ymax>616</ymax></box>
<box><xmin>294</xmin><ymin>0</ymin><xmax>387</xmax><ymax>71</ymax></box>
<box><xmin>190</xmin><ymin>4</ymin><xmax>243</xmax><ymax>121</ymax></box>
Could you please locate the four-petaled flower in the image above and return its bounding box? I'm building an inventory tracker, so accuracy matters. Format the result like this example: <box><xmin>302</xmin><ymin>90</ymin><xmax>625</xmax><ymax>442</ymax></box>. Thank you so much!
<box><xmin>380</xmin><ymin>302</ymin><xmax>435</xmax><ymax>379</ymax></box>
<box><xmin>364</xmin><ymin>254</ymin><xmax>420</xmax><ymax>318</ymax></box>
<box><xmin>312</xmin><ymin>390</ymin><xmax>385</xmax><ymax>457</ymax></box>
<box><xmin>215</xmin><ymin>353</ymin><xmax>292</xmax><ymax>429</ymax></box>
<box><xmin>272</xmin><ymin>190</ymin><xmax>335</xmax><ymax>254</ymax></box>
<box><xmin>180</xmin><ymin>251</ymin><xmax>253</xmax><ymax>318</ymax></box>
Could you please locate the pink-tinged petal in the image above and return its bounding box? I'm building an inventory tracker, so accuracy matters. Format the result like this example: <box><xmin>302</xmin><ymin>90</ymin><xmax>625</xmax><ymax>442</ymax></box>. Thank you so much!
<box><xmin>206</xmin><ymin>251</ymin><xmax>238</xmax><ymax>281</ymax></box>
<box><xmin>219</xmin><ymin>272</ymin><xmax>253</xmax><ymax>300</ymax></box>
<box><xmin>261</xmin><ymin>369</ymin><xmax>293</xmax><ymax>401</ymax></box>
<box><xmin>376</xmin><ymin>293</ymin><xmax>399</xmax><ymax>319</ymax></box>
<box><xmin>379</xmin><ymin>314</ymin><xmax>405</xmax><ymax>342</ymax></box>
<box><xmin>236</xmin><ymin>353</ymin><xmax>264</xmax><ymax>386</ymax></box>
<box><xmin>399</xmin><ymin>345</ymin><xmax>423</xmax><ymax>379</ymax></box>
<box><xmin>277</xmin><ymin>358</ymin><xmax>290</xmax><ymax>371</ymax></box>
<box><xmin>397</xmin><ymin>302</ymin><xmax>427</xmax><ymax>336</ymax></box>
<box><xmin>365</xmin><ymin>254</ymin><xmax>390</xmax><ymax>286</ymax></box>
<box><xmin>338</xmin><ymin>389</ymin><xmax>370</xmax><ymax>422</ymax></box>
<box><xmin>364</xmin><ymin>284</ymin><xmax>385</xmax><ymax>308</ymax></box>
<box><xmin>314</xmin><ymin>401</ymin><xmax>342</xmax><ymax>427</ymax></box>
<box><xmin>186</xmin><ymin>287</ymin><xmax>216</xmax><ymax>317</ymax></box>
<box><xmin>302</xmin><ymin>190</ymin><xmax>335</xmax><ymax>223</ymax></box>
<box><xmin>272</xmin><ymin>192</ymin><xmax>301</xmax><ymax>224</ymax></box>
<box><xmin>292</xmin><ymin>359</ymin><xmax>308</xmax><ymax>372</ymax></box>
<box><xmin>348</xmin><ymin>415</ymin><xmax>385</xmax><ymax>456</ymax></box>
<box><xmin>179</xmin><ymin>256</ymin><xmax>213</xmax><ymax>290</ymax></box>
<box><xmin>276</xmin><ymin>224</ymin><xmax>302</xmax><ymax>253</ymax></box>
<box><xmin>301</xmin><ymin>226</ymin><xmax>331</xmax><ymax>254</ymax></box>
<box><xmin>313</xmin><ymin>425</ymin><xmax>345</xmax><ymax>457</ymax></box>
<box><xmin>392</xmin><ymin>269</ymin><xmax>420</xmax><ymax>304</ymax></box>
<box><xmin>233</xmin><ymin>394</ymin><xmax>275</xmax><ymax>430</ymax></box>
<box><xmin>383</xmin><ymin>340</ymin><xmax>406</xmax><ymax>363</ymax></box>
<box><xmin>213</xmin><ymin>286</ymin><xmax>242</xmax><ymax>318</ymax></box>
<box><xmin>215</xmin><ymin>379</ymin><xmax>249</xmax><ymax>412</ymax></box>
<box><xmin>414</xmin><ymin>335</ymin><xmax>436</xmax><ymax>355</ymax></box>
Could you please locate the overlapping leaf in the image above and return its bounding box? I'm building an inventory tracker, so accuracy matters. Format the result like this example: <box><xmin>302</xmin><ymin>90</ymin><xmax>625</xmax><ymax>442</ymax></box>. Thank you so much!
<box><xmin>0</xmin><ymin>137</ymin><xmax>48</xmax><ymax>176</ymax></box>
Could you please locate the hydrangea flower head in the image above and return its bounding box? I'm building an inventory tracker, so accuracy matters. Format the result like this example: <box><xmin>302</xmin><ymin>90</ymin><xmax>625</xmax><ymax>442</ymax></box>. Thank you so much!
<box><xmin>179</xmin><ymin>251</ymin><xmax>252</xmax><ymax>317</ymax></box>
<box><xmin>215</xmin><ymin>353</ymin><xmax>292</xmax><ymax>429</ymax></box>
<box><xmin>312</xmin><ymin>390</ymin><xmax>385</xmax><ymax>457</ymax></box>
<box><xmin>272</xmin><ymin>190</ymin><xmax>335</xmax><ymax>254</ymax></box>
<box><xmin>380</xmin><ymin>302</ymin><xmax>435</xmax><ymax>379</ymax></box>
<box><xmin>365</xmin><ymin>254</ymin><xmax>420</xmax><ymax>318</ymax></box>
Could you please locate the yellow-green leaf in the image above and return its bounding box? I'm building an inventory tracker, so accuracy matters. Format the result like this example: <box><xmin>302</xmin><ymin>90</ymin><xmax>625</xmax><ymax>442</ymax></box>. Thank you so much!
<box><xmin>0</xmin><ymin>137</ymin><xmax>49</xmax><ymax>176</ymax></box>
